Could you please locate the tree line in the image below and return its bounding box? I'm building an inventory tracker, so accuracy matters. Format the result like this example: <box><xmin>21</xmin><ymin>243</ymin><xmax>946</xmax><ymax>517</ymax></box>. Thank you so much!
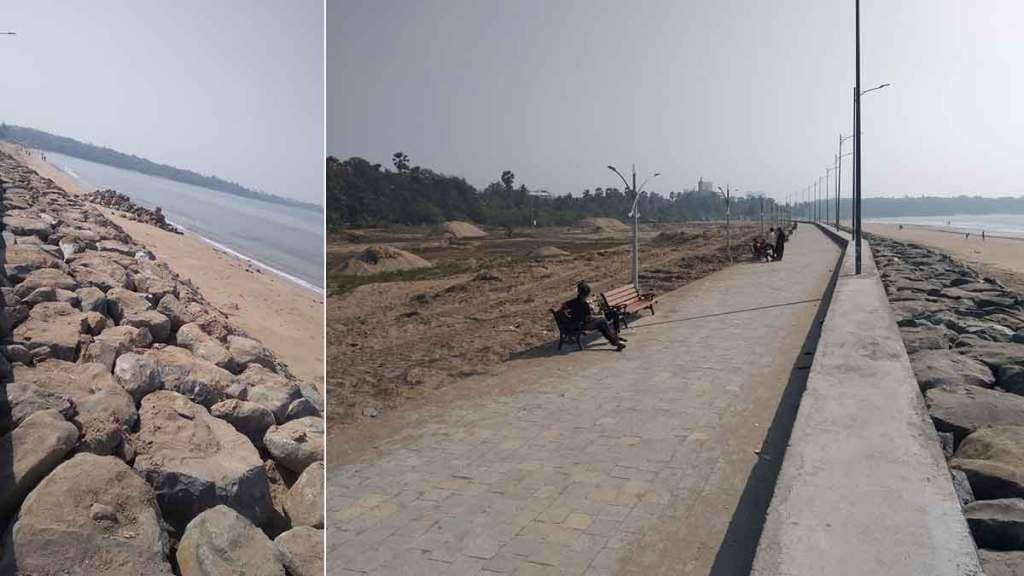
<box><xmin>328</xmin><ymin>153</ymin><xmax>785</xmax><ymax>230</ymax></box>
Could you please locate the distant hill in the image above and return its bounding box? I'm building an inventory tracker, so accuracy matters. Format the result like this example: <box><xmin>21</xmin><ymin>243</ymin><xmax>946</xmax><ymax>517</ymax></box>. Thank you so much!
<box><xmin>803</xmin><ymin>196</ymin><xmax>1024</xmax><ymax>218</ymax></box>
<box><xmin>0</xmin><ymin>124</ymin><xmax>321</xmax><ymax>213</ymax></box>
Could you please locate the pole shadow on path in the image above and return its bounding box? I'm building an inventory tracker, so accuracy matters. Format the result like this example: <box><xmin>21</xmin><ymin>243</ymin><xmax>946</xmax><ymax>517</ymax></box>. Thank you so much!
<box><xmin>629</xmin><ymin>298</ymin><xmax>823</xmax><ymax>331</ymax></box>
<box><xmin>509</xmin><ymin>298</ymin><xmax>825</xmax><ymax>363</ymax></box>
<box><xmin>708</xmin><ymin>238</ymin><xmax>848</xmax><ymax>576</ymax></box>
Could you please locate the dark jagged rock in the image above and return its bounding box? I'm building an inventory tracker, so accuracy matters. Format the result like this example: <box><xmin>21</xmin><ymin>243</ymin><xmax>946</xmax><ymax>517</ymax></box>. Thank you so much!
<box><xmin>926</xmin><ymin>384</ymin><xmax>1024</xmax><ymax>442</ymax></box>
<box><xmin>964</xmin><ymin>498</ymin><xmax>1024</xmax><ymax>550</ymax></box>
<box><xmin>953</xmin><ymin>426</ymin><xmax>1024</xmax><ymax>501</ymax></box>
<box><xmin>132</xmin><ymin>391</ymin><xmax>273</xmax><ymax>531</ymax></box>
<box><xmin>910</xmin><ymin>350</ymin><xmax>995</xmax><ymax>391</ymax></box>
<box><xmin>85</xmin><ymin>188</ymin><xmax>181</xmax><ymax>234</ymax></box>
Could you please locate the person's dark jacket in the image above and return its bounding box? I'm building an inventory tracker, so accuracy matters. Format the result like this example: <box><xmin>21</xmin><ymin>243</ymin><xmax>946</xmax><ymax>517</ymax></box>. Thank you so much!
<box><xmin>562</xmin><ymin>297</ymin><xmax>592</xmax><ymax>329</ymax></box>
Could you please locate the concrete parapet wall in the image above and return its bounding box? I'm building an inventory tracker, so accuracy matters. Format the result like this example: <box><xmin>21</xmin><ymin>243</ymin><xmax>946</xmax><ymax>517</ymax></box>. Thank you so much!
<box><xmin>752</xmin><ymin>225</ymin><xmax>982</xmax><ymax>576</ymax></box>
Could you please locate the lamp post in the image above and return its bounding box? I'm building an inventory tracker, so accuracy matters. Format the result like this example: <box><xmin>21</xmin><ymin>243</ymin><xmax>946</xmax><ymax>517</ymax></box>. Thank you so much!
<box><xmin>760</xmin><ymin>196</ymin><xmax>765</xmax><ymax>235</ymax></box>
<box><xmin>837</xmin><ymin>132</ymin><xmax>855</xmax><ymax>228</ymax></box>
<box><xmin>812</xmin><ymin>181</ymin><xmax>816</xmax><ymax>223</ymax></box>
<box><xmin>852</xmin><ymin>80</ymin><xmax>890</xmax><ymax>271</ymax></box>
<box><xmin>825</xmin><ymin>166</ymin><xmax>837</xmax><ymax>228</ymax></box>
<box><xmin>717</xmin><ymin>186</ymin><xmax>736</xmax><ymax>263</ymax></box>
<box><xmin>818</xmin><ymin>178</ymin><xmax>823</xmax><ymax>223</ymax></box>
<box><xmin>608</xmin><ymin>165</ymin><xmax>659</xmax><ymax>290</ymax></box>
<box><xmin>854</xmin><ymin>0</ymin><xmax>892</xmax><ymax>273</ymax></box>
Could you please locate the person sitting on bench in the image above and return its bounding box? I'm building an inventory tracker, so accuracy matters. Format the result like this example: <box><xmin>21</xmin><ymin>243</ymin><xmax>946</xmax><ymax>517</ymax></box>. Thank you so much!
<box><xmin>560</xmin><ymin>281</ymin><xmax>626</xmax><ymax>351</ymax></box>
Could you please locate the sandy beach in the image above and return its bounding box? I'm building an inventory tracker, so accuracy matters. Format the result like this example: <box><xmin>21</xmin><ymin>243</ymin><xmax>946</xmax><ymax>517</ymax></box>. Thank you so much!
<box><xmin>3</xmin><ymin>143</ymin><xmax>324</xmax><ymax>385</ymax></box>
<box><xmin>866</xmin><ymin>221</ymin><xmax>1024</xmax><ymax>291</ymax></box>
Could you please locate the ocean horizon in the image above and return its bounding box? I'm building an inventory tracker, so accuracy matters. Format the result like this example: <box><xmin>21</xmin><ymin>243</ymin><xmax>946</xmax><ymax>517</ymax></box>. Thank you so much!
<box><xmin>44</xmin><ymin>151</ymin><xmax>324</xmax><ymax>291</ymax></box>
<box><xmin>868</xmin><ymin>213</ymin><xmax>1024</xmax><ymax>238</ymax></box>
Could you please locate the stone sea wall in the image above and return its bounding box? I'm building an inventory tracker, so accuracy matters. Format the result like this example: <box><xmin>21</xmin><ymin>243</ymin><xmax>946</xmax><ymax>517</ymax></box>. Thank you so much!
<box><xmin>873</xmin><ymin>234</ymin><xmax>1024</xmax><ymax>574</ymax></box>
<box><xmin>0</xmin><ymin>152</ymin><xmax>323</xmax><ymax>575</ymax></box>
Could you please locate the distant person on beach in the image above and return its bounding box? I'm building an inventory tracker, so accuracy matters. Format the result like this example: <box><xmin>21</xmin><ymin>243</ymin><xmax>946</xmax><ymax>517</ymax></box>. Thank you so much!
<box><xmin>983</xmin><ymin>230</ymin><xmax>986</xmax><ymax>241</ymax></box>
<box><xmin>560</xmin><ymin>282</ymin><xmax>626</xmax><ymax>351</ymax></box>
<box><xmin>774</xmin><ymin>227</ymin><xmax>787</xmax><ymax>261</ymax></box>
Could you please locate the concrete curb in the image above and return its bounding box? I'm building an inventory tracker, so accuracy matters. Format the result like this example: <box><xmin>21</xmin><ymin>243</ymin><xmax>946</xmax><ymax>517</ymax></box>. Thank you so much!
<box><xmin>751</xmin><ymin>225</ymin><xmax>983</xmax><ymax>576</ymax></box>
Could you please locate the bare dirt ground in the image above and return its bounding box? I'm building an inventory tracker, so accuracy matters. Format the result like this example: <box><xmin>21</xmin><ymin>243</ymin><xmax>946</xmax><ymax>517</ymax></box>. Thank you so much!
<box><xmin>327</xmin><ymin>222</ymin><xmax>758</xmax><ymax>426</ymax></box>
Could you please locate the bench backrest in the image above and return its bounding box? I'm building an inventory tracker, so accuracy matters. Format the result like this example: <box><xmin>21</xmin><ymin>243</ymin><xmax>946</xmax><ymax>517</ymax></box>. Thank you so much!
<box><xmin>602</xmin><ymin>285</ymin><xmax>642</xmax><ymax>308</ymax></box>
<box><xmin>550</xmin><ymin>308</ymin><xmax>577</xmax><ymax>330</ymax></box>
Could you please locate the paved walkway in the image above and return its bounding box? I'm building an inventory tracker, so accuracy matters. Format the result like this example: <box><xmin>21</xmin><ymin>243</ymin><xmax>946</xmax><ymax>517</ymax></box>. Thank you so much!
<box><xmin>328</xmin><ymin>226</ymin><xmax>842</xmax><ymax>576</ymax></box>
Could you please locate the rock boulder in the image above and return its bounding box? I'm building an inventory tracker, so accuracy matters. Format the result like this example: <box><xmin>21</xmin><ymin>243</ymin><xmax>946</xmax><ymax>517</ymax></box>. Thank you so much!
<box><xmin>132</xmin><ymin>391</ymin><xmax>273</xmax><ymax>530</ymax></box>
<box><xmin>284</xmin><ymin>461</ymin><xmax>324</xmax><ymax>528</ymax></box>
<box><xmin>0</xmin><ymin>409</ymin><xmax>78</xmax><ymax>520</ymax></box>
<box><xmin>274</xmin><ymin>527</ymin><xmax>323</xmax><ymax>576</ymax></box>
<box><xmin>12</xmin><ymin>301</ymin><xmax>87</xmax><ymax>361</ymax></box>
<box><xmin>910</xmin><ymin>350</ymin><xmax>995</xmax><ymax>391</ymax></box>
<box><xmin>177</xmin><ymin>323</ymin><xmax>236</xmax><ymax>372</ymax></box>
<box><xmin>12</xmin><ymin>361</ymin><xmax>136</xmax><ymax>454</ymax></box>
<box><xmin>0</xmin><ymin>453</ymin><xmax>174</xmax><ymax>575</ymax></box>
<box><xmin>176</xmin><ymin>505</ymin><xmax>285</xmax><ymax>576</ymax></box>
<box><xmin>264</xmin><ymin>417</ymin><xmax>323</xmax><ymax>474</ymax></box>
<box><xmin>925</xmin><ymin>384</ymin><xmax>1024</xmax><ymax>441</ymax></box>
<box><xmin>953</xmin><ymin>426</ymin><xmax>1024</xmax><ymax>500</ymax></box>
<box><xmin>964</xmin><ymin>498</ymin><xmax>1024</xmax><ymax>550</ymax></box>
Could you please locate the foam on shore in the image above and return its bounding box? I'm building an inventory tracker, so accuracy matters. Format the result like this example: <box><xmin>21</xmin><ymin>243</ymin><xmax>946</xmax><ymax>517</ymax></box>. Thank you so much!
<box><xmin>170</xmin><ymin>219</ymin><xmax>324</xmax><ymax>296</ymax></box>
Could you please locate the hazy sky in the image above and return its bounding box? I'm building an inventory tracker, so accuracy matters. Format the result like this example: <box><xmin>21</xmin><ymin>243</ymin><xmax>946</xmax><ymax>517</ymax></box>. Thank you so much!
<box><xmin>1</xmin><ymin>1</ymin><xmax>323</xmax><ymax>204</ymax></box>
<box><xmin>331</xmin><ymin>0</ymin><xmax>1024</xmax><ymax>202</ymax></box>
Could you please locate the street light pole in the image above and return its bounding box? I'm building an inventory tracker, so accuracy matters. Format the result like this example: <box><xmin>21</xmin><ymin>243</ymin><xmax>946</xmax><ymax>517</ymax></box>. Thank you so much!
<box><xmin>760</xmin><ymin>196</ymin><xmax>765</xmax><ymax>235</ymax></box>
<box><xmin>834</xmin><ymin>153</ymin><xmax>840</xmax><ymax>228</ymax></box>
<box><xmin>813</xmin><ymin>180</ymin><xmax>817</xmax><ymax>223</ymax></box>
<box><xmin>608</xmin><ymin>164</ymin><xmax>659</xmax><ymax>290</ymax></box>
<box><xmin>718</xmin><ymin>186</ymin><xmax>734</xmax><ymax>263</ymax></box>
<box><xmin>855</xmin><ymin>0</ymin><xmax>862</xmax><ymax>273</ymax></box>
<box><xmin>825</xmin><ymin>166</ymin><xmax>837</xmax><ymax>228</ymax></box>
<box><xmin>630</xmin><ymin>167</ymin><xmax>638</xmax><ymax>288</ymax></box>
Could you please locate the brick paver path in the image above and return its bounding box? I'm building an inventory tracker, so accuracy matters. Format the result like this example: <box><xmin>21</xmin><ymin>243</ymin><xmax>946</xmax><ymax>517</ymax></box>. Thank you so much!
<box><xmin>328</xmin><ymin>226</ymin><xmax>841</xmax><ymax>575</ymax></box>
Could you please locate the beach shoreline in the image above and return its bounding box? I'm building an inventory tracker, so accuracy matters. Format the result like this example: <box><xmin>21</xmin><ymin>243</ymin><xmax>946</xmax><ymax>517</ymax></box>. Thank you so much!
<box><xmin>2</xmin><ymin>142</ymin><xmax>324</xmax><ymax>386</ymax></box>
<box><xmin>866</xmin><ymin>221</ymin><xmax>1024</xmax><ymax>293</ymax></box>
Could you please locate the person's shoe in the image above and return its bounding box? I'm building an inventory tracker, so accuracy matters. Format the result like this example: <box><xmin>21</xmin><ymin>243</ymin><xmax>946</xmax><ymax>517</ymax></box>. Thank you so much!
<box><xmin>616</xmin><ymin>342</ymin><xmax>627</xmax><ymax>351</ymax></box>
<box><xmin>618</xmin><ymin>336</ymin><xmax>629</xmax><ymax>342</ymax></box>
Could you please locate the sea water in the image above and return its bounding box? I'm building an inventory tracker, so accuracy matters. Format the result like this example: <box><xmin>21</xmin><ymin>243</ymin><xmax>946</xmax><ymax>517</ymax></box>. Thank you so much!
<box><xmin>870</xmin><ymin>214</ymin><xmax>1024</xmax><ymax>238</ymax></box>
<box><xmin>44</xmin><ymin>151</ymin><xmax>324</xmax><ymax>292</ymax></box>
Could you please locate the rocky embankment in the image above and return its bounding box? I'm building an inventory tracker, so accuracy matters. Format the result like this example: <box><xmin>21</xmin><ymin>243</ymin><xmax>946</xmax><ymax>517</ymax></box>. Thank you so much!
<box><xmin>86</xmin><ymin>188</ymin><xmax>181</xmax><ymax>234</ymax></box>
<box><xmin>0</xmin><ymin>152</ymin><xmax>323</xmax><ymax>575</ymax></box>
<box><xmin>874</xmin><ymin>234</ymin><xmax>1024</xmax><ymax>574</ymax></box>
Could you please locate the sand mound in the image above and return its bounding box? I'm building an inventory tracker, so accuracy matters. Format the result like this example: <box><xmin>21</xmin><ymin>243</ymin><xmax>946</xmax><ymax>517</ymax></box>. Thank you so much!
<box><xmin>653</xmin><ymin>230</ymin><xmax>701</xmax><ymax>245</ymax></box>
<box><xmin>341</xmin><ymin>245</ymin><xmax>433</xmax><ymax>276</ymax></box>
<box><xmin>579</xmin><ymin>217</ymin><xmax>629</xmax><ymax>233</ymax></box>
<box><xmin>442</xmin><ymin>221</ymin><xmax>487</xmax><ymax>238</ymax></box>
<box><xmin>339</xmin><ymin>229</ymin><xmax>367</xmax><ymax>242</ymax></box>
<box><xmin>528</xmin><ymin>246</ymin><xmax>571</xmax><ymax>259</ymax></box>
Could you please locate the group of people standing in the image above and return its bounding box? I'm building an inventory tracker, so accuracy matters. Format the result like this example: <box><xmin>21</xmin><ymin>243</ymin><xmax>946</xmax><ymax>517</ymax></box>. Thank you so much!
<box><xmin>752</xmin><ymin>225</ymin><xmax>790</xmax><ymax>262</ymax></box>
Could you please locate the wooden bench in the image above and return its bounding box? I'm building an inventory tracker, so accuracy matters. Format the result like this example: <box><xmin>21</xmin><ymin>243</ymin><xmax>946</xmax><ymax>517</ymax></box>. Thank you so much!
<box><xmin>599</xmin><ymin>285</ymin><xmax>656</xmax><ymax>329</ymax></box>
<box><xmin>550</xmin><ymin>308</ymin><xmax>587</xmax><ymax>350</ymax></box>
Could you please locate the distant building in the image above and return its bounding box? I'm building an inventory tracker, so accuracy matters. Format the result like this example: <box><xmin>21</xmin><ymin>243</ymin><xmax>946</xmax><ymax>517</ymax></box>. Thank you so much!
<box><xmin>698</xmin><ymin>177</ymin><xmax>714</xmax><ymax>193</ymax></box>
